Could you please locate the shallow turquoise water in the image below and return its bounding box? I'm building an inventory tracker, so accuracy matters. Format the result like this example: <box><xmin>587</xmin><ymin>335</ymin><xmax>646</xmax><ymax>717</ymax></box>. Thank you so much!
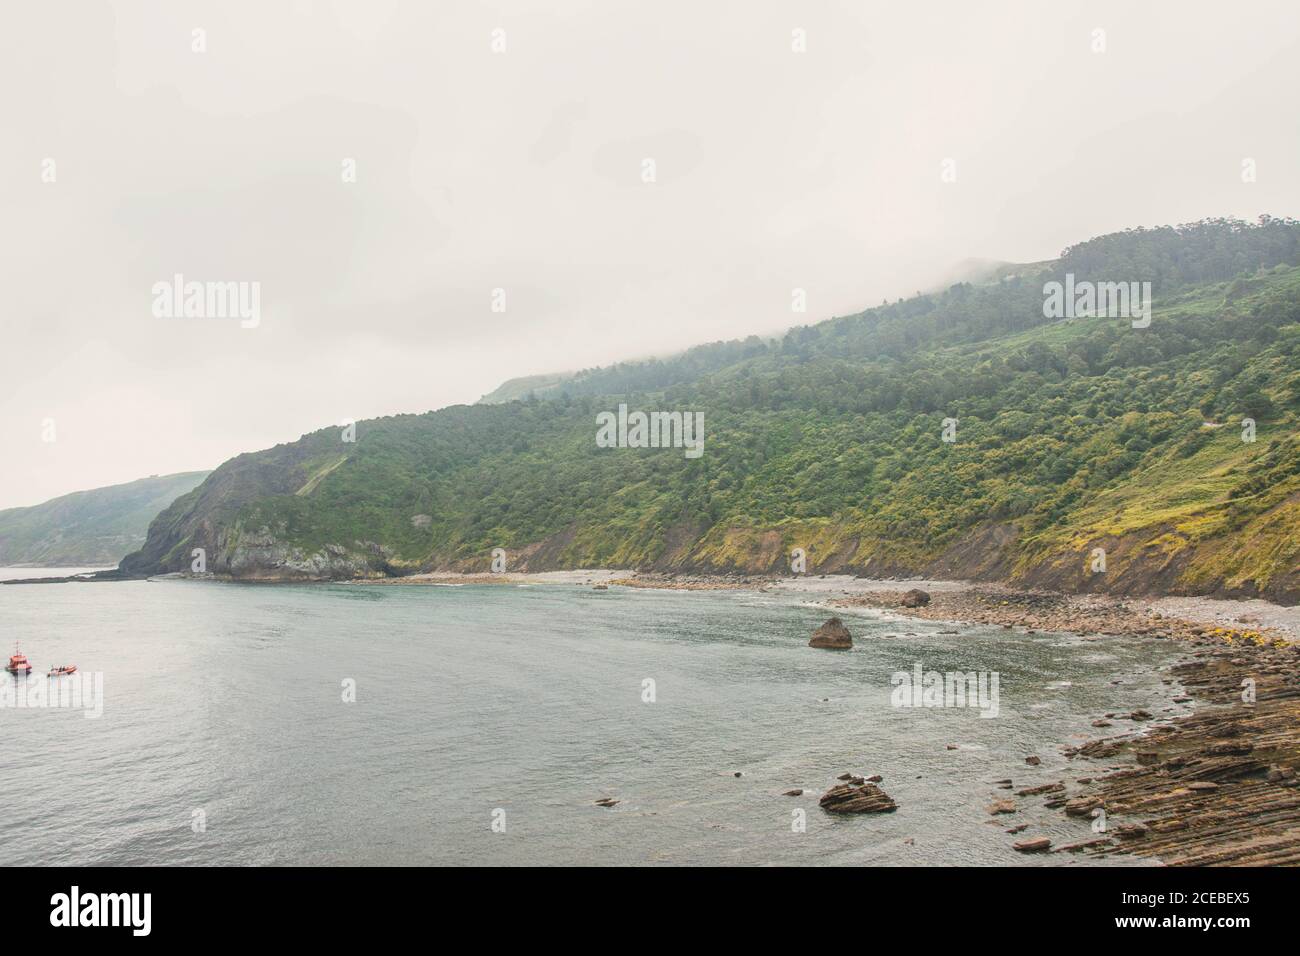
<box><xmin>0</xmin><ymin>575</ymin><xmax>1183</xmax><ymax>865</ymax></box>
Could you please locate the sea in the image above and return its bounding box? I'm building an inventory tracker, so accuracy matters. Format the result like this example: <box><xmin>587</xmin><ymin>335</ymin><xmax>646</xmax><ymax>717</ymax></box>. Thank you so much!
<box><xmin>0</xmin><ymin>569</ymin><xmax>1183</xmax><ymax>865</ymax></box>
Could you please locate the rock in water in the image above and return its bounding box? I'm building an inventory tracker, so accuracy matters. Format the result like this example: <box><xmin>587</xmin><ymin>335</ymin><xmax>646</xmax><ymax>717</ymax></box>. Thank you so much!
<box><xmin>901</xmin><ymin>588</ymin><xmax>931</xmax><ymax>608</ymax></box>
<box><xmin>1013</xmin><ymin>837</ymin><xmax>1052</xmax><ymax>853</ymax></box>
<box><xmin>819</xmin><ymin>782</ymin><xmax>897</xmax><ymax>814</ymax></box>
<box><xmin>810</xmin><ymin>617</ymin><xmax>853</xmax><ymax>649</ymax></box>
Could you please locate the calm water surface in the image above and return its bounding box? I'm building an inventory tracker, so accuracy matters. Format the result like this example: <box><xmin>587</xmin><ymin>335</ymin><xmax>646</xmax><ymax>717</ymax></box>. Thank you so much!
<box><xmin>0</xmin><ymin>571</ymin><xmax>1183</xmax><ymax>865</ymax></box>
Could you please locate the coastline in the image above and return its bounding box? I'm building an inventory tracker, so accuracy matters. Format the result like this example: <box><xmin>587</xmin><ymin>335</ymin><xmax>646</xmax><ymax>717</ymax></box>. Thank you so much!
<box><xmin>356</xmin><ymin>568</ymin><xmax>1300</xmax><ymax>864</ymax></box>
<box><xmin>817</xmin><ymin>581</ymin><xmax>1300</xmax><ymax>864</ymax></box>
<box><xmin>354</xmin><ymin>568</ymin><xmax>1300</xmax><ymax>639</ymax></box>
<box><xmin>23</xmin><ymin>564</ymin><xmax>1298</xmax><ymax>864</ymax></box>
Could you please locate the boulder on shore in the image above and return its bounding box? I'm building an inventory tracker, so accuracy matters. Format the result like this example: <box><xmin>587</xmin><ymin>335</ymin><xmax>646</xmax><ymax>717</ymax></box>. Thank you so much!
<box><xmin>901</xmin><ymin>588</ymin><xmax>931</xmax><ymax>608</ymax></box>
<box><xmin>819</xmin><ymin>782</ymin><xmax>897</xmax><ymax>814</ymax></box>
<box><xmin>809</xmin><ymin>617</ymin><xmax>853</xmax><ymax>649</ymax></box>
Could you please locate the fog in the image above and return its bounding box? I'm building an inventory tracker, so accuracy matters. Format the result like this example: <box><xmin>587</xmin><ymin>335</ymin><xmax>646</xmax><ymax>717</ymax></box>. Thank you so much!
<box><xmin>2</xmin><ymin>0</ymin><xmax>1298</xmax><ymax>507</ymax></box>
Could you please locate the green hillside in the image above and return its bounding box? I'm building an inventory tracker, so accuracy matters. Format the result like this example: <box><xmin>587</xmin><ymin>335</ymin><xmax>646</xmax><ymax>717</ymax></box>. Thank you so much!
<box><xmin>119</xmin><ymin>217</ymin><xmax>1300</xmax><ymax>602</ymax></box>
<box><xmin>0</xmin><ymin>471</ymin><xmax>211</xmax><ymax>566</ymax></box>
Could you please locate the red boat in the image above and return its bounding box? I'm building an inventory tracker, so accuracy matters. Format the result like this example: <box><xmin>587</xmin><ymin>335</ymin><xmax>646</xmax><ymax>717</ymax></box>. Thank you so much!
<box><xmin>6</xmin><ymin>644</ymin><xmax>32</xmax><ymax>675</ymax></box>
<box><xmin>48</xmin><ymin>664</ymin><xmax>78</xmax><ymax>677</ymax></box>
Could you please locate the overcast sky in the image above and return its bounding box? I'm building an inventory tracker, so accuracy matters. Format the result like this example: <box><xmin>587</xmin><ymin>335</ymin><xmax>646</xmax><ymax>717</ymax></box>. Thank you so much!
<box><xmin>2</xmin><ymin>0</ymin><xmax>1299</xmax><ymax>508</ymax></box>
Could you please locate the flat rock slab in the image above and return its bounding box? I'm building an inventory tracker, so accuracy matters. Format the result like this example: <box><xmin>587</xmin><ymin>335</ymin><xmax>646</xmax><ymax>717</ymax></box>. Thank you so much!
<box><xmin>1013</xmin><ymin>837</ymin><xmax>1052</xmax><ymax>853</ymax></box>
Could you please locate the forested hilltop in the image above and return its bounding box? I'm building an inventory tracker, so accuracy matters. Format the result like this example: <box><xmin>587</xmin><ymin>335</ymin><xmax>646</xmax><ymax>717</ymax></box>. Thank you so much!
<box><xmin>120</xmin><ymin>217</ymin><xmax>1300</xmax><ymax>602</ymax></box>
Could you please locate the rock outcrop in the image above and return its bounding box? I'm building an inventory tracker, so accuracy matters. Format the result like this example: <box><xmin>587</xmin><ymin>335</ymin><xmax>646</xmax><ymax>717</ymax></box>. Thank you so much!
<box><xmin>1031</xmin><ymin>635</ymin><xmax>1300</xmax><ymax>865</ymax></box>
<box><xmin>809</xmin><ymin>617</ymin><xmax>852</xmax><ymax>649</ymax></box>
<box><xmin>819</xmin><ymin>782</ymin><xmax>897</xmax><ymax>814</ymax></box>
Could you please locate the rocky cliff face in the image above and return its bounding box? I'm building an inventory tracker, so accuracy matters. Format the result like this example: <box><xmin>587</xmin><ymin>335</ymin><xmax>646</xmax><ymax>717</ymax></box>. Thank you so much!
<box><xmin>116</xmin><ymin>493</ymin><xmax>1300</xmax><ymax>604</ymax></box>
<box><xmin>118</xmin><ymin>430</ymin><xmax>351</xmax><ymax>577</ymax></box>
<box><xmin>220</xmin><ymin>528</ymin><xmax>373</xmax><ymax>580</ymax></box>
